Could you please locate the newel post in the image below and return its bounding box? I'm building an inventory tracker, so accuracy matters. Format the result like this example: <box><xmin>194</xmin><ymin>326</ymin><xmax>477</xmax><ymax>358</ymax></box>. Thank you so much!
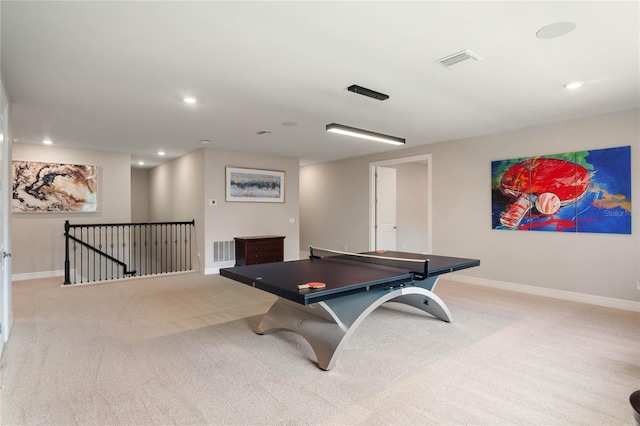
<box><xmin>64</xmin><ymin>220</ymin><xmax>71</xmax><ymax>285</ymax></box>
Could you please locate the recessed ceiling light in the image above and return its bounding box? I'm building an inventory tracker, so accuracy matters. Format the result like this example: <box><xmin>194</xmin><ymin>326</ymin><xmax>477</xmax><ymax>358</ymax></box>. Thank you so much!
<box><xmin>183</xmin><ymin>97</ymin><xmax>197</xmax><ymax>104</ymax></box>
<box><xmin>536</xmin><ymin>22</ymin><xmax>576</xmax><ymax>39</ymax></box>
<box><xmin>563</xmin><ymin>81</ymin><xmax>583</xmax><ymax>90</ymax></box>
<box><xmin>138</xmin><ymin>161</ymin><xmax>145</xmax><ymax>165</ymax></box>
<box><xmin>200</xmin><ymin>139</ymin><xmax>211</xmax><ymax>144</ymax></box>
<box><xmin>158</xmin><ymin>151</ymin><xmax>166</xmax><ymax>156</ymax></box>
<box><xmin>43</xmin><ymin>139</ymin><xmax>53</xmax><ymax>145</ymax></box>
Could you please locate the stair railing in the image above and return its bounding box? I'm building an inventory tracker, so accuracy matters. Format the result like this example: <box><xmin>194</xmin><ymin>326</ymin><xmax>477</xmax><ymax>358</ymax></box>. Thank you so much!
<box><xmin>64</xmin><ymin>219</ymin><xmax>196</xmax><ymax>285</ymax></box>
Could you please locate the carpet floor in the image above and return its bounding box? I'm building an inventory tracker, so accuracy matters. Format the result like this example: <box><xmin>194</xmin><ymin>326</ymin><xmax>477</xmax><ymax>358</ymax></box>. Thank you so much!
<box><xmin>1</xmin><ymin>272</ymin><xmax>638</xmax><ymax>425</ymax></box>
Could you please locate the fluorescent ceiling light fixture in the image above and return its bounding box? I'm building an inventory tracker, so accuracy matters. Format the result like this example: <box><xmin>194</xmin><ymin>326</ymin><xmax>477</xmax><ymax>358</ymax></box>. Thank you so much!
<box><xmin>183</xmin><ymin>97</ymin><xmax>197</xmax><ymax>104</ymax></box>
<box><xmin>563</xmin><ymin>81</ymin><xmax>583</xmax><ymax>90</ymax></box>
<box><xmin>325</xmin><ymin>123</ymin><xmax>405</xmax><ymax>145</ymax></box>
<box><xmin>43</xmin><ymin>139</ymin><xmax>53</xmax><ymax>145</ymax></box>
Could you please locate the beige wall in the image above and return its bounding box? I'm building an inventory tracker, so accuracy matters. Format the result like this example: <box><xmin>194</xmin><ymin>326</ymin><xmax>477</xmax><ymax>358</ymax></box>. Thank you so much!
<box><xmin>300</xmin><ymin>109</ymin><xmax>640</xmax><ymax>303</ymax></box>
<box><xmin>394</xmin><ymin>162</ymin><xmax>429</xmax><ymax>253</ymax></box>
<box><xmin>146</xmin><ymin>147</ymin><xmax>299</xmax><ymax>273</ymax></box>
<box><xmin>149</xmin><ymin>149</ymin><xmax>205</xmax><ymax>271</ymax></box>
<box><xmin>300</xmin><ymin>158</ymin><xmax>370</xmax><ymax>253</ymax></box>
<box><xmin>11</xmin><ymin>144</ymin><xmax>131</xmax><ymax>276</ymax></box>
<box><xmin>131</xmin><ymin>168</ymin><xmax>149</xmax><ymax>222</ymax></box>
<box><xmin>203</xmin><ymin>148</ymin><xmax>300</xmax><ymax>271</ymax></box>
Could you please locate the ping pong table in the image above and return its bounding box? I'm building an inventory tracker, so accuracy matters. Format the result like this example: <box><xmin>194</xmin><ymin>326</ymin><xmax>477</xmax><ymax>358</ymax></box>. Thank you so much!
<box><xmin>220</xmin><ymin>247</ymin><xmax>480</xmax><ymax>370</ymax></box>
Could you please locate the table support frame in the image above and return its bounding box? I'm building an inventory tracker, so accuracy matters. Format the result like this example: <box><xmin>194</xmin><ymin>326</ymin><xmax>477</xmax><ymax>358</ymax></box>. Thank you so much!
<box><xmin>256</xmin><ymin>276</ymin><xmax>450</xmax><ymax>370</ymax></box>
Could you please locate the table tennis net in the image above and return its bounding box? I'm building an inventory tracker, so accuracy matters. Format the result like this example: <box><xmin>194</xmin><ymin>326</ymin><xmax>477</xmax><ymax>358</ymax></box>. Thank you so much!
<box><xmin>309</xmin><ymin>246</ymin><xmax>429</xmax><ymax>278</ymax></box>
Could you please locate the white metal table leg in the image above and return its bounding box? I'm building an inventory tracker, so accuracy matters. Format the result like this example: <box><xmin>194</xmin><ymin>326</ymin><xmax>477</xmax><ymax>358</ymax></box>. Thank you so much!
<box><xmin>256</xmin><ymin>279</ymin><xmax>451</xmax><ymax>370</ymax></box>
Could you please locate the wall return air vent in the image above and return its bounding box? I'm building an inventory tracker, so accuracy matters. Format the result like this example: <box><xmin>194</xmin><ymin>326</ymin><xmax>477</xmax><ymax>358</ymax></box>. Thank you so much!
<box><xmin>436</xmin><ymin>50</ymin><xmax>481</xmax><ymax>69</ymax></box>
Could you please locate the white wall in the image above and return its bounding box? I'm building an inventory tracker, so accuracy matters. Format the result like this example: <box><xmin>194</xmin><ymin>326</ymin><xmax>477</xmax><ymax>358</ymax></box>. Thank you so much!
<box><xmin>300</xmin><ymin>109</ymin><xmax>640</xmax><ymax>304</ymax></box>
<box><xmin>203</xmin><ymin>148</ymin><xmax>300</xmax><ymax>271</ymax></box>
<box><xmin>11</xmin><ymin>144</ymin><xmax>131</xmax><ymax>277</ymax></box>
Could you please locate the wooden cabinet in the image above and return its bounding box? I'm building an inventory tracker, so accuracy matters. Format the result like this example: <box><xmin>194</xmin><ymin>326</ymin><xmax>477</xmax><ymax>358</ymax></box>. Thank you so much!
<box><xmin>234</xmin><ymin>235</ymin><xmax>285</xmax><ymax>266</ymax></box>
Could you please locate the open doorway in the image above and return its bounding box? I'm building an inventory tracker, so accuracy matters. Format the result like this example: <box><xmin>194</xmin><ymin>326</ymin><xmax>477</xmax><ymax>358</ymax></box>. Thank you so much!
<box><xmin>369</xmin><ymin>154</ymin><xmax>432</xmax><ymax>253</ymax></box>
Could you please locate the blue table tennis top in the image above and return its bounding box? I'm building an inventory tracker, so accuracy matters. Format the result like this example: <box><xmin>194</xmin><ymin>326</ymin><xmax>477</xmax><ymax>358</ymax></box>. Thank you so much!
<box><xmin>220</xmin><ymin>251</ymin><xmax>480</xmax><ymax>305</ymax></box>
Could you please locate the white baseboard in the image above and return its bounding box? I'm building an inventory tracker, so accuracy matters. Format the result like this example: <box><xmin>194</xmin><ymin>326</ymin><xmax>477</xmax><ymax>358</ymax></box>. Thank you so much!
<box><xmin>449</xmin><ymin>274</ymin><xmax>640</xmax><ymax>312</ymax></box>
<box><xmin>205</xmin><ymin>261</ymin><xmax>235</xmax><ymax>275</ymax></box>
<box><xmin>12</xmin><ymin>270</ymin><xmax>65</xmax><ymax>281</ymax></box>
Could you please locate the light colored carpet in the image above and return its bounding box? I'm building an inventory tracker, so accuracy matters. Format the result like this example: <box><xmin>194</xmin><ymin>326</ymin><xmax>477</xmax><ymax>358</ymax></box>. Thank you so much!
<box><xmin>1</xmin><ymin>272</ymin><xmax>638</xmax><ymax>425</ymax></box>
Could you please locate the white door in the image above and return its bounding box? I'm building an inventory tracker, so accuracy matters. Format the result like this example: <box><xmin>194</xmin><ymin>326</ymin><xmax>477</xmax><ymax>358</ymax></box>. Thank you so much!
<box><xmin>375</xmin><ymin>167</ymin><xmax>397</xmax><ymax>250</ymax></box>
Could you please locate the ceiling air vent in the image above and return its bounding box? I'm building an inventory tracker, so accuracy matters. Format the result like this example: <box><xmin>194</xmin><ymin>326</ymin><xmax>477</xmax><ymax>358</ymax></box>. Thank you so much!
<box><xmin>255</xmin><ymin>130</ymin><xmax>272</xmax><ymax>135</ymax></box>
<box><xmin>436</xmin><ymin>50</ymin><xmax>480</xmax><ymax>70</ymax></box>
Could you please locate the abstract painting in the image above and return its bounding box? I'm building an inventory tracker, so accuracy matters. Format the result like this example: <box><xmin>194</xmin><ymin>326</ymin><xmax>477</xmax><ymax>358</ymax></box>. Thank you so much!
<box><xmin>492</xmin><ymin>146</ymin><xmax>631</xmax><ymax>234</ymax></box>
<box><xmin>13</xmin><ymin>161</ymin><xmax>98</xmax><ymax>212</ymax></box>
<box><xmin>225</xmin><ymin>167</ymin><xmax>285</xmax><ymax>203</ymax></box>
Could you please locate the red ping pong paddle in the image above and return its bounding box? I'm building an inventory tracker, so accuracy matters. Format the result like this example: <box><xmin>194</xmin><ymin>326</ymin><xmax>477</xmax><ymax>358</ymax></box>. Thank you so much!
<box><xmin>499</xmin><ymin>158</ymin><xmax>591</xmax><ymax>228</ymax></box>
<box><xmin>297</xmin><ymin>282</ymin><xmax>326</xmax><ymax>290</ymax></box>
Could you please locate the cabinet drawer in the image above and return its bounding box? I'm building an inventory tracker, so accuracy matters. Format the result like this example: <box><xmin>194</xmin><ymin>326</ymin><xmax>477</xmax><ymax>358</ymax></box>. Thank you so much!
<box><xmin>245</xmin><ymin>241</ymin><xmax>266</xmax><ymax>253</ymax></box>
<box><xmin>246</xmin><ymin>252</ymin><xmax>266</xmax><ymax>265</ymax></box>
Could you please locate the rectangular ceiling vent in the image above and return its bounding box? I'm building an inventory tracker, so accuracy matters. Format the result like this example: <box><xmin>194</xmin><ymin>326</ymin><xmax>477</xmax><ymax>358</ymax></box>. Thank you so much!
<box><xmin>436</xmin><ymin>50</ymin><xmax>480</xmax><ymax>70</ymax></box>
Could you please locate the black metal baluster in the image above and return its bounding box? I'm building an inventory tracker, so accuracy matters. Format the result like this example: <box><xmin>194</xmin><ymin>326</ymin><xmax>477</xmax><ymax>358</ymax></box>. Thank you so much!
<box><xmin>92</xmin><ymin>226</ymin><xmax>95</xmax><ymax>282</ymax></box>
<box><xmin>86</xmin><ymin>227</ymin><xmax>90</xmax><ymax>282</ymax></box>
<box><xmin>189</xmin><ymin>221</ymin><xmax>193</xmax><ymax>270</ymax></box>
<box><xmin>110</xmin><ymin>226</ymin><xmax>114</xmax><ymax>279</ymax></box>
<box><xmin>171</xmin><ymin>224</ymin><xmax>174</xmax><ymax>273</ymax></box>
<box><xmin>131</xmin><ymin>225</ymin><xmax>135</xmax><ymax>275</ymax></box>
<box><xmin>80</xmin><ymin>227</ymin><xmax>85</xmax><ymax>283</ymax></box>
<box><xmin>72</xmin><ymin>226</ymin><xmax>77</xmax><ymax>284</ymax></box>
<box><xmin>179</xmin><ymin>223</ymin><xmax>183</xmax><ymax>271</ymax></box>
<box><xmin>64</xmin><ymin>221</ymin><xmax>71</xmax><ymax>284</ymax></box>
<box><xmin>155</xmin><ymin>224</ymin><xmax>158</xmax><ymax>274</ymax></box>
<box><xmin>140</xmin><ymin>225</ymin><xmax>147</xmax><ymax>275</ymax></box>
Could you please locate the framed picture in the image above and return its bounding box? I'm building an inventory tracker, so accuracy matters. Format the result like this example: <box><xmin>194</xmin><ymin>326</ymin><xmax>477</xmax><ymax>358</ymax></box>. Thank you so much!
<box><xmin>12</xmin><ymin>160</ymin><xmax>98</xmax><ymax>212</ymax></box>
<box><xmin>225</xmin><ymin>166</ymin><xmax>285</xmax><ymax>203</ymax></box>
<box><xmin>491</xmin><ymin>145</ymin><xmax>631</xmax><ymax>234</ymax></box>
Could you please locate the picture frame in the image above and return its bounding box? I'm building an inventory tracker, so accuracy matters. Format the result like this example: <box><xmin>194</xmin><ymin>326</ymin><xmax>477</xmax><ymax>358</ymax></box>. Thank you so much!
<box><xmin>12</xmin><ymin>160</ymin><xmax>98</xmax><ymax>213</ymax></box>
<box><xmin>225</xmin><ymin>166</ymin><xmax>285</xmax><ymax>203</ymax></box>
<box><xmin>491</xmin><ymin>145</ymin><xmax>631</xmax><ymax>234</ymax></box>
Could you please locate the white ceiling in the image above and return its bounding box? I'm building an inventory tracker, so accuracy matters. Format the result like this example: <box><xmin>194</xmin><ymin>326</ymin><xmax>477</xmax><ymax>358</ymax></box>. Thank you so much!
<box><xmin>2</xmin><ymin>1</ymin><xmax>638</xmax><ymax>168</ymax></box>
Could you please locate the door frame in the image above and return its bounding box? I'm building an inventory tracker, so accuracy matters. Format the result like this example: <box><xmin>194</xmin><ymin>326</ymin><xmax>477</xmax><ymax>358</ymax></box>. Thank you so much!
<box><xmin>1</xmin><ymin>78</ymin><xmax>11</xmax><ymax>350</ymax></box>
<box><xmin>374</xmin><ymin>166</ymin><xmax>397</xmax><ymax>251</ymax></box>
<box><xmin>369</xmin><ymin>154</ymin><xmax>432</xmax><ymax>253</ymax></box>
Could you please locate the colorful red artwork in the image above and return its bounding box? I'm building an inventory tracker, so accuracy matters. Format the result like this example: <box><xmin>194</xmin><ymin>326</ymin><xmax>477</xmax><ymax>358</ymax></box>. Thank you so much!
<box><xmin>492</xmin><ymin>146</ymin><xmax>631</xmax><ymax>233</ymax></box>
